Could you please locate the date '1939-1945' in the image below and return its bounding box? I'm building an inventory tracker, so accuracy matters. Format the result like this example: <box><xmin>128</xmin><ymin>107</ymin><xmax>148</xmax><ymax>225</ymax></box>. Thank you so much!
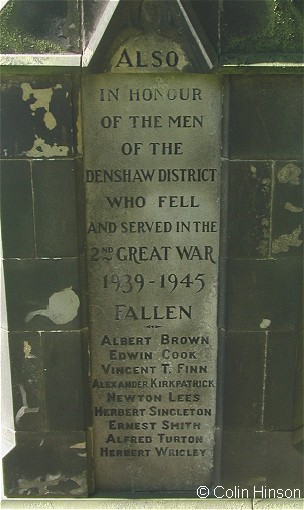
<box><xmin>102</xmin><ymin>273</ymin><xmax>205</xmax><ymax>293</ymax></box>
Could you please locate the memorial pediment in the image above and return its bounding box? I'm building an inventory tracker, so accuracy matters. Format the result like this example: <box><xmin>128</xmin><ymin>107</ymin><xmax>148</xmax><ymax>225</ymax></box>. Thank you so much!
<box><xmin>82</xmin><ymin>0</ymin><xmax>217</xmax><ymax>73</ymax></box>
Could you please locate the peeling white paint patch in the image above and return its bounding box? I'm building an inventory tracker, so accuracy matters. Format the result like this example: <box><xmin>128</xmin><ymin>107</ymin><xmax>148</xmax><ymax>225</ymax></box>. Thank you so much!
<box><xmin>21</xmin><ymin>83</ymin><xmax>58</xmax><ymax>131</ymax></box>
<box><xmin>77</xmin><ymin>453</ymin><xmax>87</xmax><ymax>458</ymax></box>
<box><xmin>70</xmin><ymin>442</ymin><xmax>86</xmax><ymax>449</ymax></box>
<box><xmin>260</xmin><ymin>318</ymin><xmax>271</xmax><ymax>329</ymax></box>
<box><xmin>43</xmin><ymin>111</ymin><xmax>57</xmax><ymax>130</ymax></box>
<box><xmin>284</xmin><ymin>202</ymin><xmax>303</xmax><ymax>213</ymax></box>
<box><xmin>23</xmin><ymin>340</ymin><xmax>37</xmax><ymax>359</ymax></box>
<box><xmin>250</xmin><ymin>165</ymin><xmax>257</xmax><ymax>178</ymax></box>
<box><xmin>272</xmin><ymin>225</ymin><xmax>303</xmax><ymax>254</ymax></box>
<box><xmin>17</xmin><ymin>473</ymin><xmax>65</xmax><ymax>496</ymax></box>
<box><xmin>16</xmin><ymin>471</ymin><xmax>86</xmax><ymax>497</ymax></box>
<box><xmin>25</xmin><ymin>287</ymin><xmax>80</xmax><ymax>325</ymax></box>
<box><xmin>25</xmin><ymin>136</ymin><xmax>69</xmax><ymax>157</ymax></box>
<box><xmin>277</xmin><ymin>163</ymin><xmax>301</xmax><ymax>185</ymax></box>
<box><xmin>21</xmin><ymin>83</ymin><xmax>53</xmax><ymax>111</ymax></box>
<box><xmin>15</xmin><ymin>384</ymin><xmax>39</xmax><ymax>424</ymax></box>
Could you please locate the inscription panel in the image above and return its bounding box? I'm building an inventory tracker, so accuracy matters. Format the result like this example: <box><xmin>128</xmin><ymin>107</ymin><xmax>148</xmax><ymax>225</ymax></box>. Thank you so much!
<box><xmin>83</xmin><ymin>74</ymin><xmax>221</xmax><ymax>491</ymax></box>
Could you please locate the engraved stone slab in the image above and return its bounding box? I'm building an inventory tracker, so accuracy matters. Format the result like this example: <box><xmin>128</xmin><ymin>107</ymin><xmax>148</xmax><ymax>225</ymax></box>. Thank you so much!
<box><xmin>83</xmin><ymin>74</ymin><xmax>221</xmax><ymax>491</ymax></box>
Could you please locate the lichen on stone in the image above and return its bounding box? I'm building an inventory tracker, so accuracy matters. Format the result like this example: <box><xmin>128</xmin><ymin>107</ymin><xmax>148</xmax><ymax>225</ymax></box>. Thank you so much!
<box><xmin>277</xmin><ymin>163</ymin><xmax>302</xmax><ymax>185</ymax></box>
<box><xmin>284</xmin><ymin>202</ymin><xmax>303</xmax><ymax>213</ymax></box>
<box><xmin>272</xmin><ymin>225</ymin><xmax>303</xmax><ymax>254</ymax></box>
<box><xmin>222</xmin><ymin>0</ymin><xmax>304</xmax><ymax>54</ymax></box>
<box><xmin>0</xmin><ymin>1</ymin><xmax>62</xmax><ymax>54</ymax></box>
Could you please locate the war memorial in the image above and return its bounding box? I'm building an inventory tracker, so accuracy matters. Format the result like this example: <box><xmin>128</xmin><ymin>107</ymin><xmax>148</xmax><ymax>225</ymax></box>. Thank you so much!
<box><xmin>0</xmin><ymin>0</ymin><xmax>303</xmax><ymax>506</ymax></box>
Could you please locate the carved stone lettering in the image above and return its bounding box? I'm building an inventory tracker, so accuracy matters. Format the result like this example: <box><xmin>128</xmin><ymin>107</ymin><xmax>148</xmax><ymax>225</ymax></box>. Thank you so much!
<box><xmin>83</xmin><ymin>74</ymin><xmax>221</xmax><ymax>491</ymax></box>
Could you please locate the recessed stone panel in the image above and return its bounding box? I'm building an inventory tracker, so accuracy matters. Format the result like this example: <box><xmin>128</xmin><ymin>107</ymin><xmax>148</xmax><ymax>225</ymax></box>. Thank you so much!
<box><xmin>8</xmin><ymin>332</ymin><xmax>46</xmax><ymax>432</ymax></box>
<box><xmin>32</xmin><ymin>160</ymin><xmax>79</xmax><ymax>257</ymax></box>
<box><xmin>223</xmin><ymin>332</ymin><xmax>265</xmax><ymax>430</ymax></box>
<box><xmin>226</xmin><ymin>161</ymin><xmax>272</xmax><ymax>258</ymax></box>
<box><xmin>41</xmin><ymin>331</ymin><xmax>88</xmax><ymax>431</ymax></box>
<box><xmin>224</xmin><ymin>258</ymin><xmax>303</xmax><ymax>332</ymax></box>
<box><xmin>229</xmin><ymin>76</ymin><xmax>304</xmax><ymax>160</ymax></box>
<box><xmin>83</xmin><ymin>74</ymin><xmax>221</xmax><ymax>491</ymax></box>
<box><xmin>0</xmin><ymin>160</ymin><xmax>35</xmax><ymax>258</ymax></box>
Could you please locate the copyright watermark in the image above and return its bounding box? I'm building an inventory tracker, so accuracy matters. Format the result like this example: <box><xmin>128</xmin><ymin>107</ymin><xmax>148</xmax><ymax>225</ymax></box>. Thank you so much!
<box><xmin>197</xmin><ymin>485</ymin><xmax>302</xmax><ymax>499</ymax></box>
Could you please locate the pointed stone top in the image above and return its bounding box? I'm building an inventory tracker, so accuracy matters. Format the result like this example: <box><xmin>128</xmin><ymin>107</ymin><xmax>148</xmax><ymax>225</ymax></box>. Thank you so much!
<box><xmin>83</xmin><ymin>0</ymin><xmax>217</xmax><ymax>73</ymax></box>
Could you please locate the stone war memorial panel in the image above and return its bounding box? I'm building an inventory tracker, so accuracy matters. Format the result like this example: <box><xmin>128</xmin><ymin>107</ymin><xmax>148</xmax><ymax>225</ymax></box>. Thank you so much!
<box><xmin>83</xmin><ymin>74</ymin><xmax>221</xmax><ymax>491</ymax></box>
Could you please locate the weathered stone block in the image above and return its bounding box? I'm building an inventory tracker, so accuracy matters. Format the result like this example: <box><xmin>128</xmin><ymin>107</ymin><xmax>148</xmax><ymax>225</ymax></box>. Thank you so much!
<box><xmin>221</xmin><ymin>0</ymin><xmax>304</xmax><ymax>54</ymax></box>
<box><xmin>3</xmin><ymin>431</ymin><xmax>90</xmax><ymax>497</ymax></box>
<box><xmin>8</xmin><ymin>332</ymin><xmax>46</xmax><ymax>432</ymax></box>
<box><xmin>32</xmin><ymin>160</ymin><xmax>79</xmax><ymax>257</ymax></box>
<box><xmin>229</xmin><ymin>76</ymin><xmax>303</xmax><ymax>160</ymax></box>
<box><xmin>3</xmin><ymin>258</ymin><xmax>82</xmax><ymax>331</ymax></box>
<box><xmin>221</xmin><ymin>430</ymin><xmax>304</xmax><ymax>497</ymax></box>
<box><xmin>0</xmin><ymin>78</ymin><xmax>74</xmax><ymax>158</ymax></box>
<box><xmin>41</xmin><ymin>331</ymin><xmax>90</xmax><ymax>431</ymax></box>
<box><xmin>264</xmin><ymin>332</ymin><xmax>298</xmax><ymax>431</ymax></box>
<box><xmin>224</xmin><ymin>258</ymin><xmax>302</xmax><ymax>331</ymax></box>
<box><xmin>0</xmin><ymin>160</ymin><xmax>35</xmax><ymax>258</ymax></box>
<box><xmin>226</xmin><ymin>161</ymin><xmax>271</xmax><ymax>258</ymax></box>
<box><xmin>223</xmin><ymin>332</ymin><xmax>265</xmax><ymax>430</ymax></box>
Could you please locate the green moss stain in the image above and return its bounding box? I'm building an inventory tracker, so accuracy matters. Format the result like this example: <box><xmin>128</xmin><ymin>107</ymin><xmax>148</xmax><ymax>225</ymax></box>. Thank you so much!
<box><xmin>0</xmin><ymin>2</ymin><xmax>61</xmax><ymax>54</ymax></box>
<box><xmin>222</xmin><ymin>0</ymin><xmax>304</xmax><ymax>53</ymax></box>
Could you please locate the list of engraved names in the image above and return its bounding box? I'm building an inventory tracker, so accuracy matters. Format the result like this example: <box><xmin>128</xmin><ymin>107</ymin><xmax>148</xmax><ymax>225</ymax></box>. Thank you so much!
<box><xmin>83</xmin><ymin>74</ymin><xmax>221</xmax><ymax>491</ymax></box>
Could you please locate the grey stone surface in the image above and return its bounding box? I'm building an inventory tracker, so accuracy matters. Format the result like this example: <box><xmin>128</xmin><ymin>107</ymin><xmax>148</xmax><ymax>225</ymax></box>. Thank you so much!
<box><xmin>228</xmin><ymin>76</ymin><xmax>303</xmax><ymax>160</ymax></box>
<box><xmin>222</xmin><ymin>258</ymin><xmax>303</xmax><ymax>332</ymax></box>
<box><xmin>221</xmin><ymin>430</ymin><xmax>304</xmax><ymax>497</ymax></box>
<box><xmin>1</xmin><ymin>499</ymin><xmax>255</xmax><ymax>510</ymax></box>
<box><xmin>83</xmin><ymin>74</ymin><xmax>221</xmax><ymax>491</ymax></box>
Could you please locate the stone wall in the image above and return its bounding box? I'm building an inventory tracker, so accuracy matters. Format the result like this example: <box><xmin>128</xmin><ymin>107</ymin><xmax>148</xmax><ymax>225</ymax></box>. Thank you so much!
<box><xmin>219</xmin><ymin>74</ymin><xmax>303</xmax><ymax>494</ymax></box>
<box><xmin>0</xmin><ymin>75</ymin><xmax>93</xmax><ymax>497</ymax></box>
